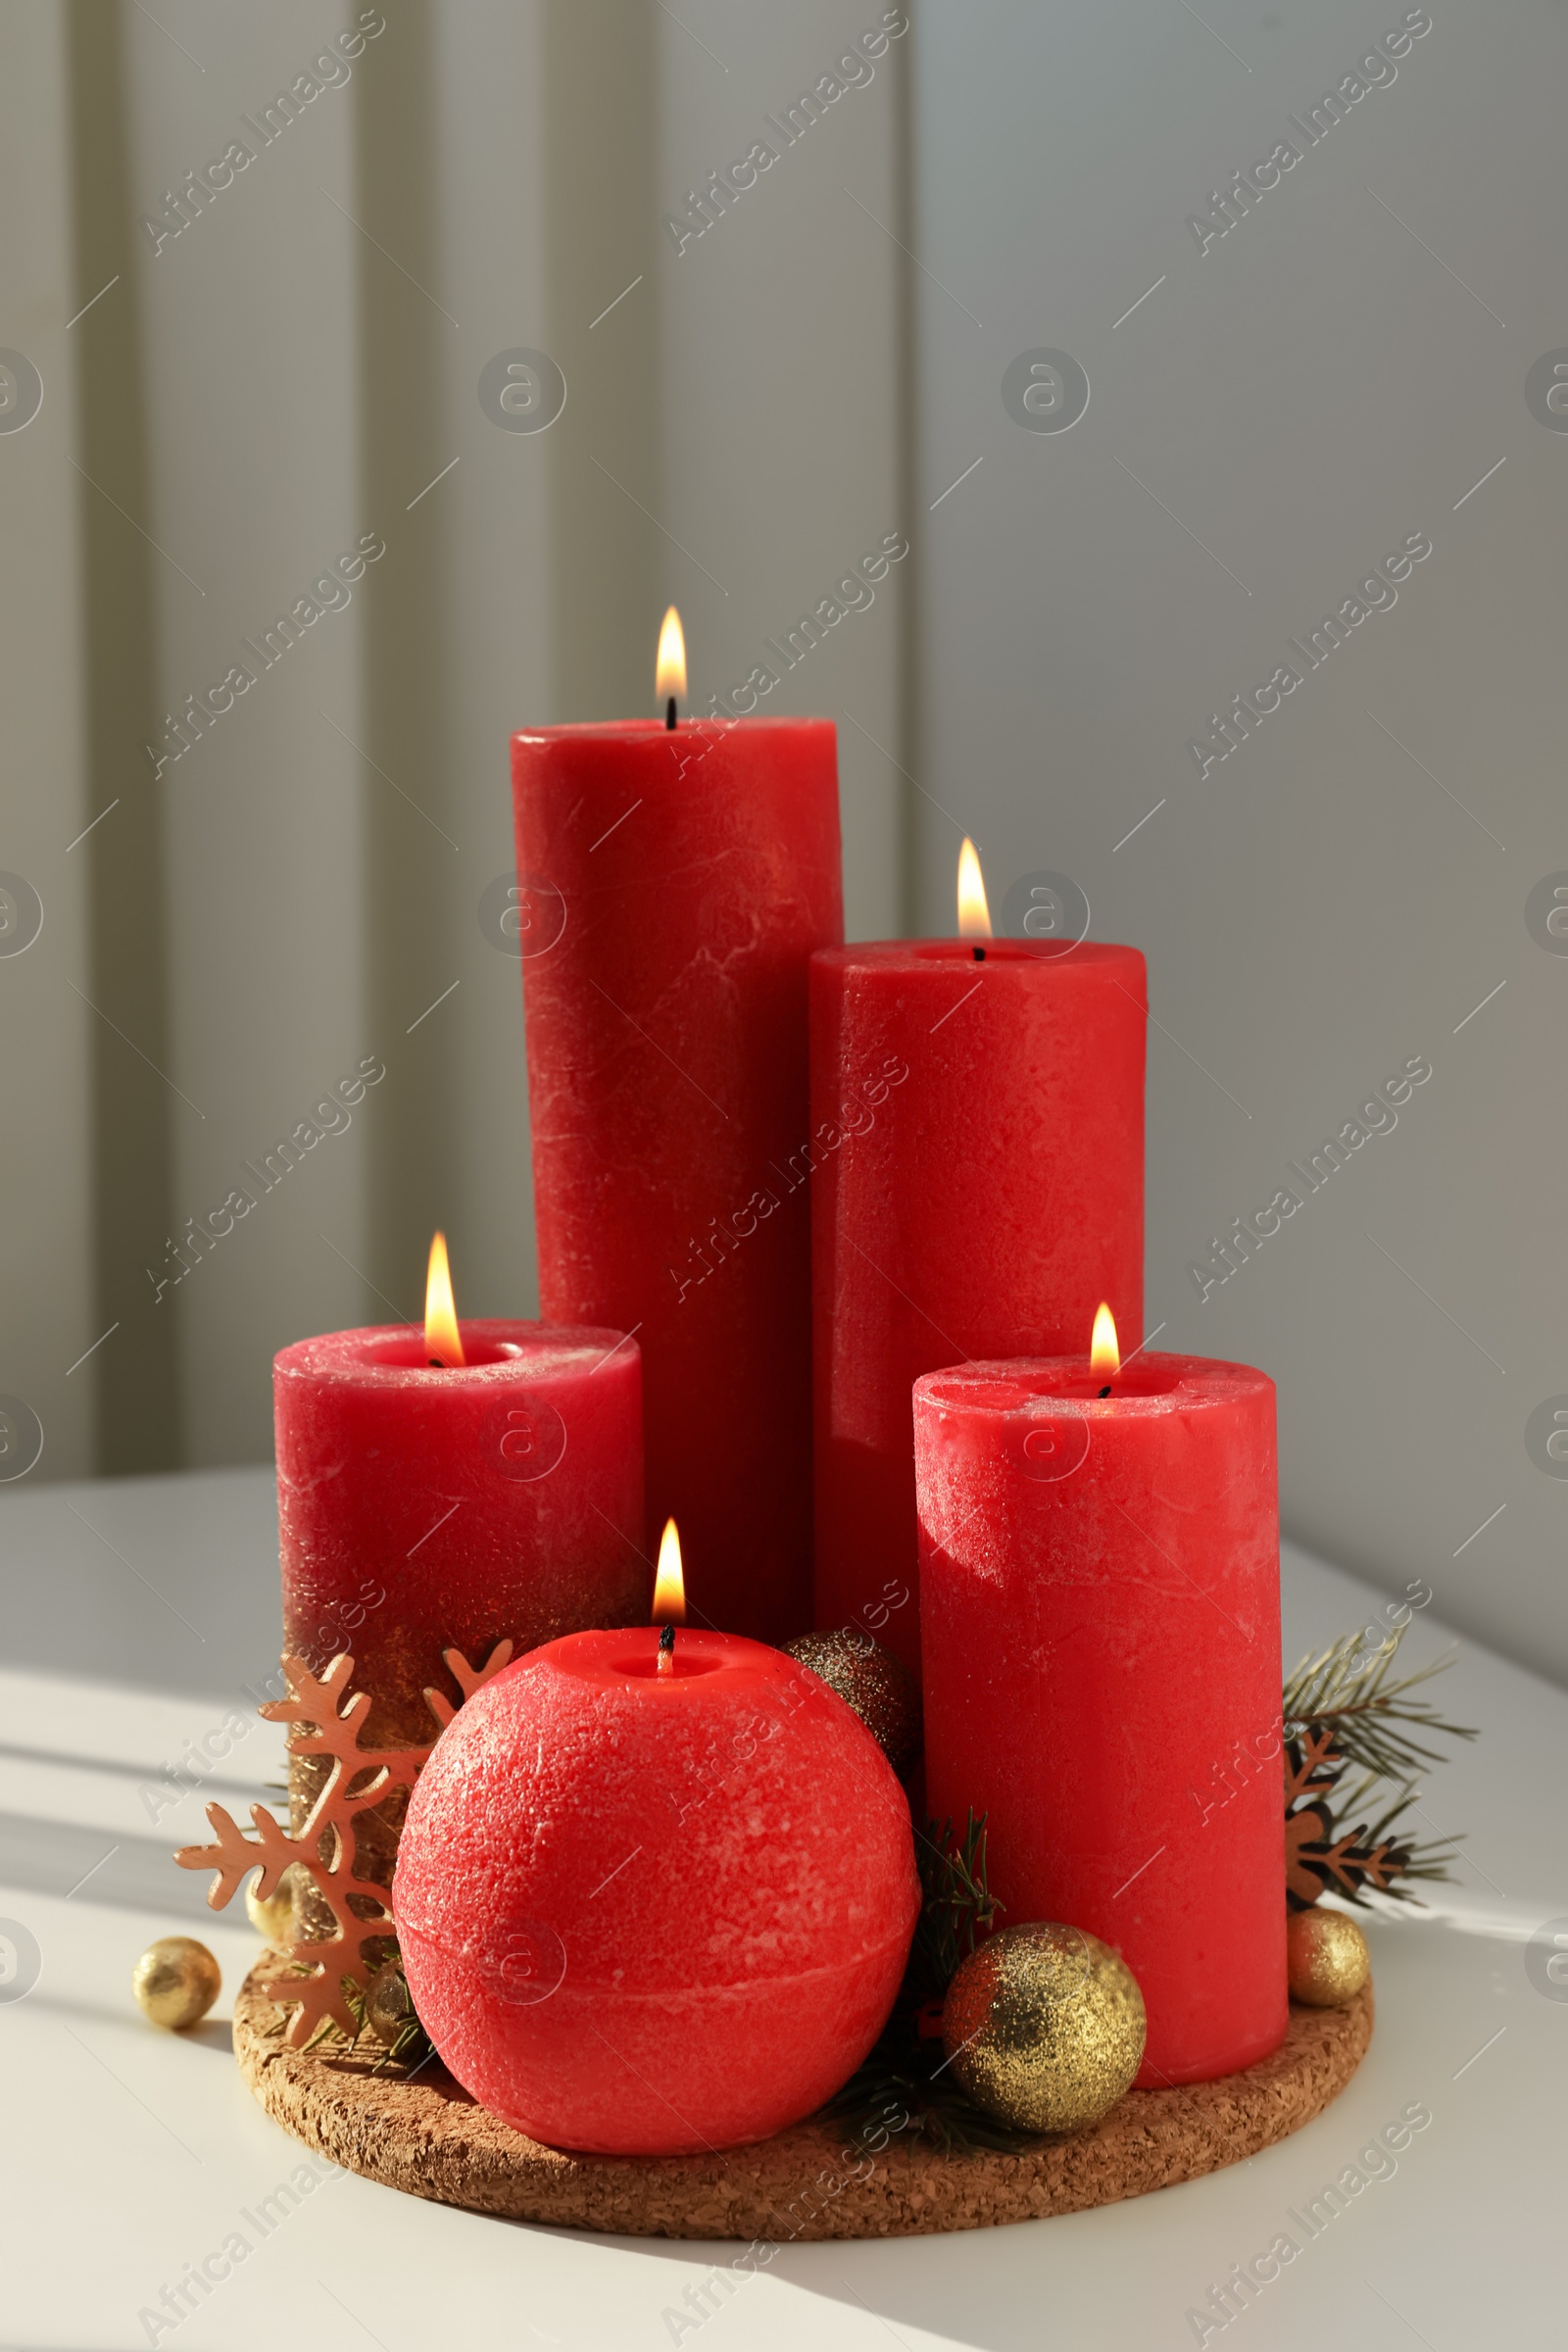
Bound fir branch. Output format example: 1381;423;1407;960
1283;1623;1475;1784
910;1812;999;2000
824;2026;1042;2157
1282;1619;1474;1905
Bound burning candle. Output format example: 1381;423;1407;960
394;1522;919;2155
273;1235;648;1752
914;1311;1287;2085
810;843;1147;1670
511;614;843;1641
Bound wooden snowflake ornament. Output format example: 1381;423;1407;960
1282;1725;1411;1911
175;1641;514;2046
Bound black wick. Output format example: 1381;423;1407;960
660;1623;675;1659
664;696;677;730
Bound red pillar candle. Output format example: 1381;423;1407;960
274;1320;646;1745
394;1625;919;2155
810;937;1146;1670
914;1346;1286;2085
511;712;842;1642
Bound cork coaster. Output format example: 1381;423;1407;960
233;1954;1372;2240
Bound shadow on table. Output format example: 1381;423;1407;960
0;1810;237;1921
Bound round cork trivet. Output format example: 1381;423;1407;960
233;1955;1372;2240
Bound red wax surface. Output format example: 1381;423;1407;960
512;719;843;1642
811;941;1146;1670
274;1321;645;1741
394;1627;918;2154
915;1354;1286;2085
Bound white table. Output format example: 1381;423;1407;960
2;1468;1561;2349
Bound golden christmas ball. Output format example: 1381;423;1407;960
364;1960;417;2049
1286;1907;1370;2006
942;1923;1146;2133
245;1862;306;1949
132;1936;221;2032
783;1630;922;1776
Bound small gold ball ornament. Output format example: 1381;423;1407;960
365;1960;417;2049
783;1630;922;1775
245;1862;306;1949
132;1936;221;2032
1286;1907;1370;2006
942;1923;1146;2133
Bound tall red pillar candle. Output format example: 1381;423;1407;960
274;1321;646;1746
395;1626;919;2155
512;717;842;1642
811;940;1145;1670
914;1350;1286;2085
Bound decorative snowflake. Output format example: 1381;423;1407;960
175;1641;514;2046
1282;1725;1410;1911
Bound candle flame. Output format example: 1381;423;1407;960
956;838;992;938
423;1231;465;1367
1090;1301;1119;1380
656;607;686;706
653;1517;686;1623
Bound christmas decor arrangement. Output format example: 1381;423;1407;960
149;636;1485;2236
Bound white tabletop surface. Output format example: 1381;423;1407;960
1;1465;1561;2351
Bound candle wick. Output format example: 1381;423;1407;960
658;1622;675;1675
1098;1384;1111;1398
664;696;677;731
973;945;986;961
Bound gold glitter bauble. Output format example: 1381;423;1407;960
245;1862;306;1949
1286;1907;1370;2006
942;1924;1146;2133
132;1936;221;2032
783;1631;922;1775
365;1960;417;2049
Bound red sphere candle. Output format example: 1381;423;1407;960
511;699;842;1642
811;927;1146;1671
394;1625;918;2155
274;1316;646;1745
915;1340;1286;2086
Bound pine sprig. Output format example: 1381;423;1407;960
909;1811;999;2000
1283;1626;1475;1783
1283;1620;1474;1908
